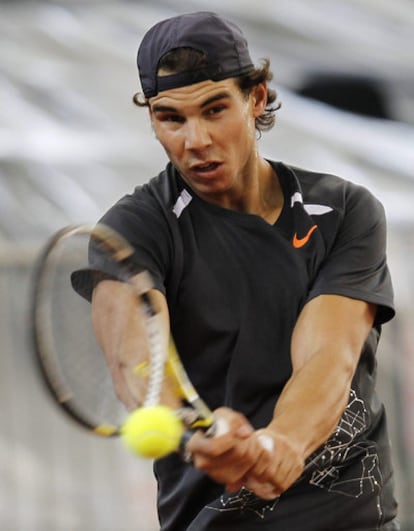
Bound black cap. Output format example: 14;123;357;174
137;11;254;99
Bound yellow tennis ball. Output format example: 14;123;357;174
121;405;183;459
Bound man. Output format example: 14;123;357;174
90;11;399;530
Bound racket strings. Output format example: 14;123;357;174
36;231;129;428
141;301;166;408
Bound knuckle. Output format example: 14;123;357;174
194;457;210;471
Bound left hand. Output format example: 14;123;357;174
241;427;305;499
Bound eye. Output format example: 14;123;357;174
155;112;185;124
162;114;185;123
206;105;226;116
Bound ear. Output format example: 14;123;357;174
251;82;267;118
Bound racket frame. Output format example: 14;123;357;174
31;224;215;440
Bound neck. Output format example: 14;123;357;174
225;157;284;224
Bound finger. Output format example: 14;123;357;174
186;417;253;457
245;479;281;500
243;431;277;478
225;480;245;493
207;416;230;438
193;441;253;477
248;436;304;494
267;454;304;491
213;407;254;438
205;432;271;481
257;433;275;452
192;438;260;485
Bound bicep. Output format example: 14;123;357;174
291;294;377;372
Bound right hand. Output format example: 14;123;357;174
185;408;274;495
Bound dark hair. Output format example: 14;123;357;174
133;48;281;133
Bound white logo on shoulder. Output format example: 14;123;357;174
172;189;193;218
304;204;333;216
290;193;333;216
290;192;303;207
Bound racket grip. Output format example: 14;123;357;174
178;417;229;464
179;430;197;463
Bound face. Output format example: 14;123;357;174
148;78;266;206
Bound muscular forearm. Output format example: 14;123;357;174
270;294;376;460
268;345;355;459
241;295;375;497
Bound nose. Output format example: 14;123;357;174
184;118;212;151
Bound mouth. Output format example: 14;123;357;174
190;161;222;175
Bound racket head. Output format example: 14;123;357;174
31;224;136;435
31;224;214;439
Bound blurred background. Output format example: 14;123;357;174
1;0;413;529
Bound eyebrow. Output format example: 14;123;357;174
151;92;231;114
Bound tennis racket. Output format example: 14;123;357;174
31;223;218;458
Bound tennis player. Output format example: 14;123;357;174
91;11;399;530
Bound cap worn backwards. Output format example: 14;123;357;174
137;11;254;99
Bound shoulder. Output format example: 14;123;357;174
117;163;182;212
95;164;188;249
292;164;382;207
99;164;190;229
277;162;385;225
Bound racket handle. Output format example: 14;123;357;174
178;417;229;463
179;430;197;463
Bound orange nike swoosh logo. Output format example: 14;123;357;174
292;224;318;248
